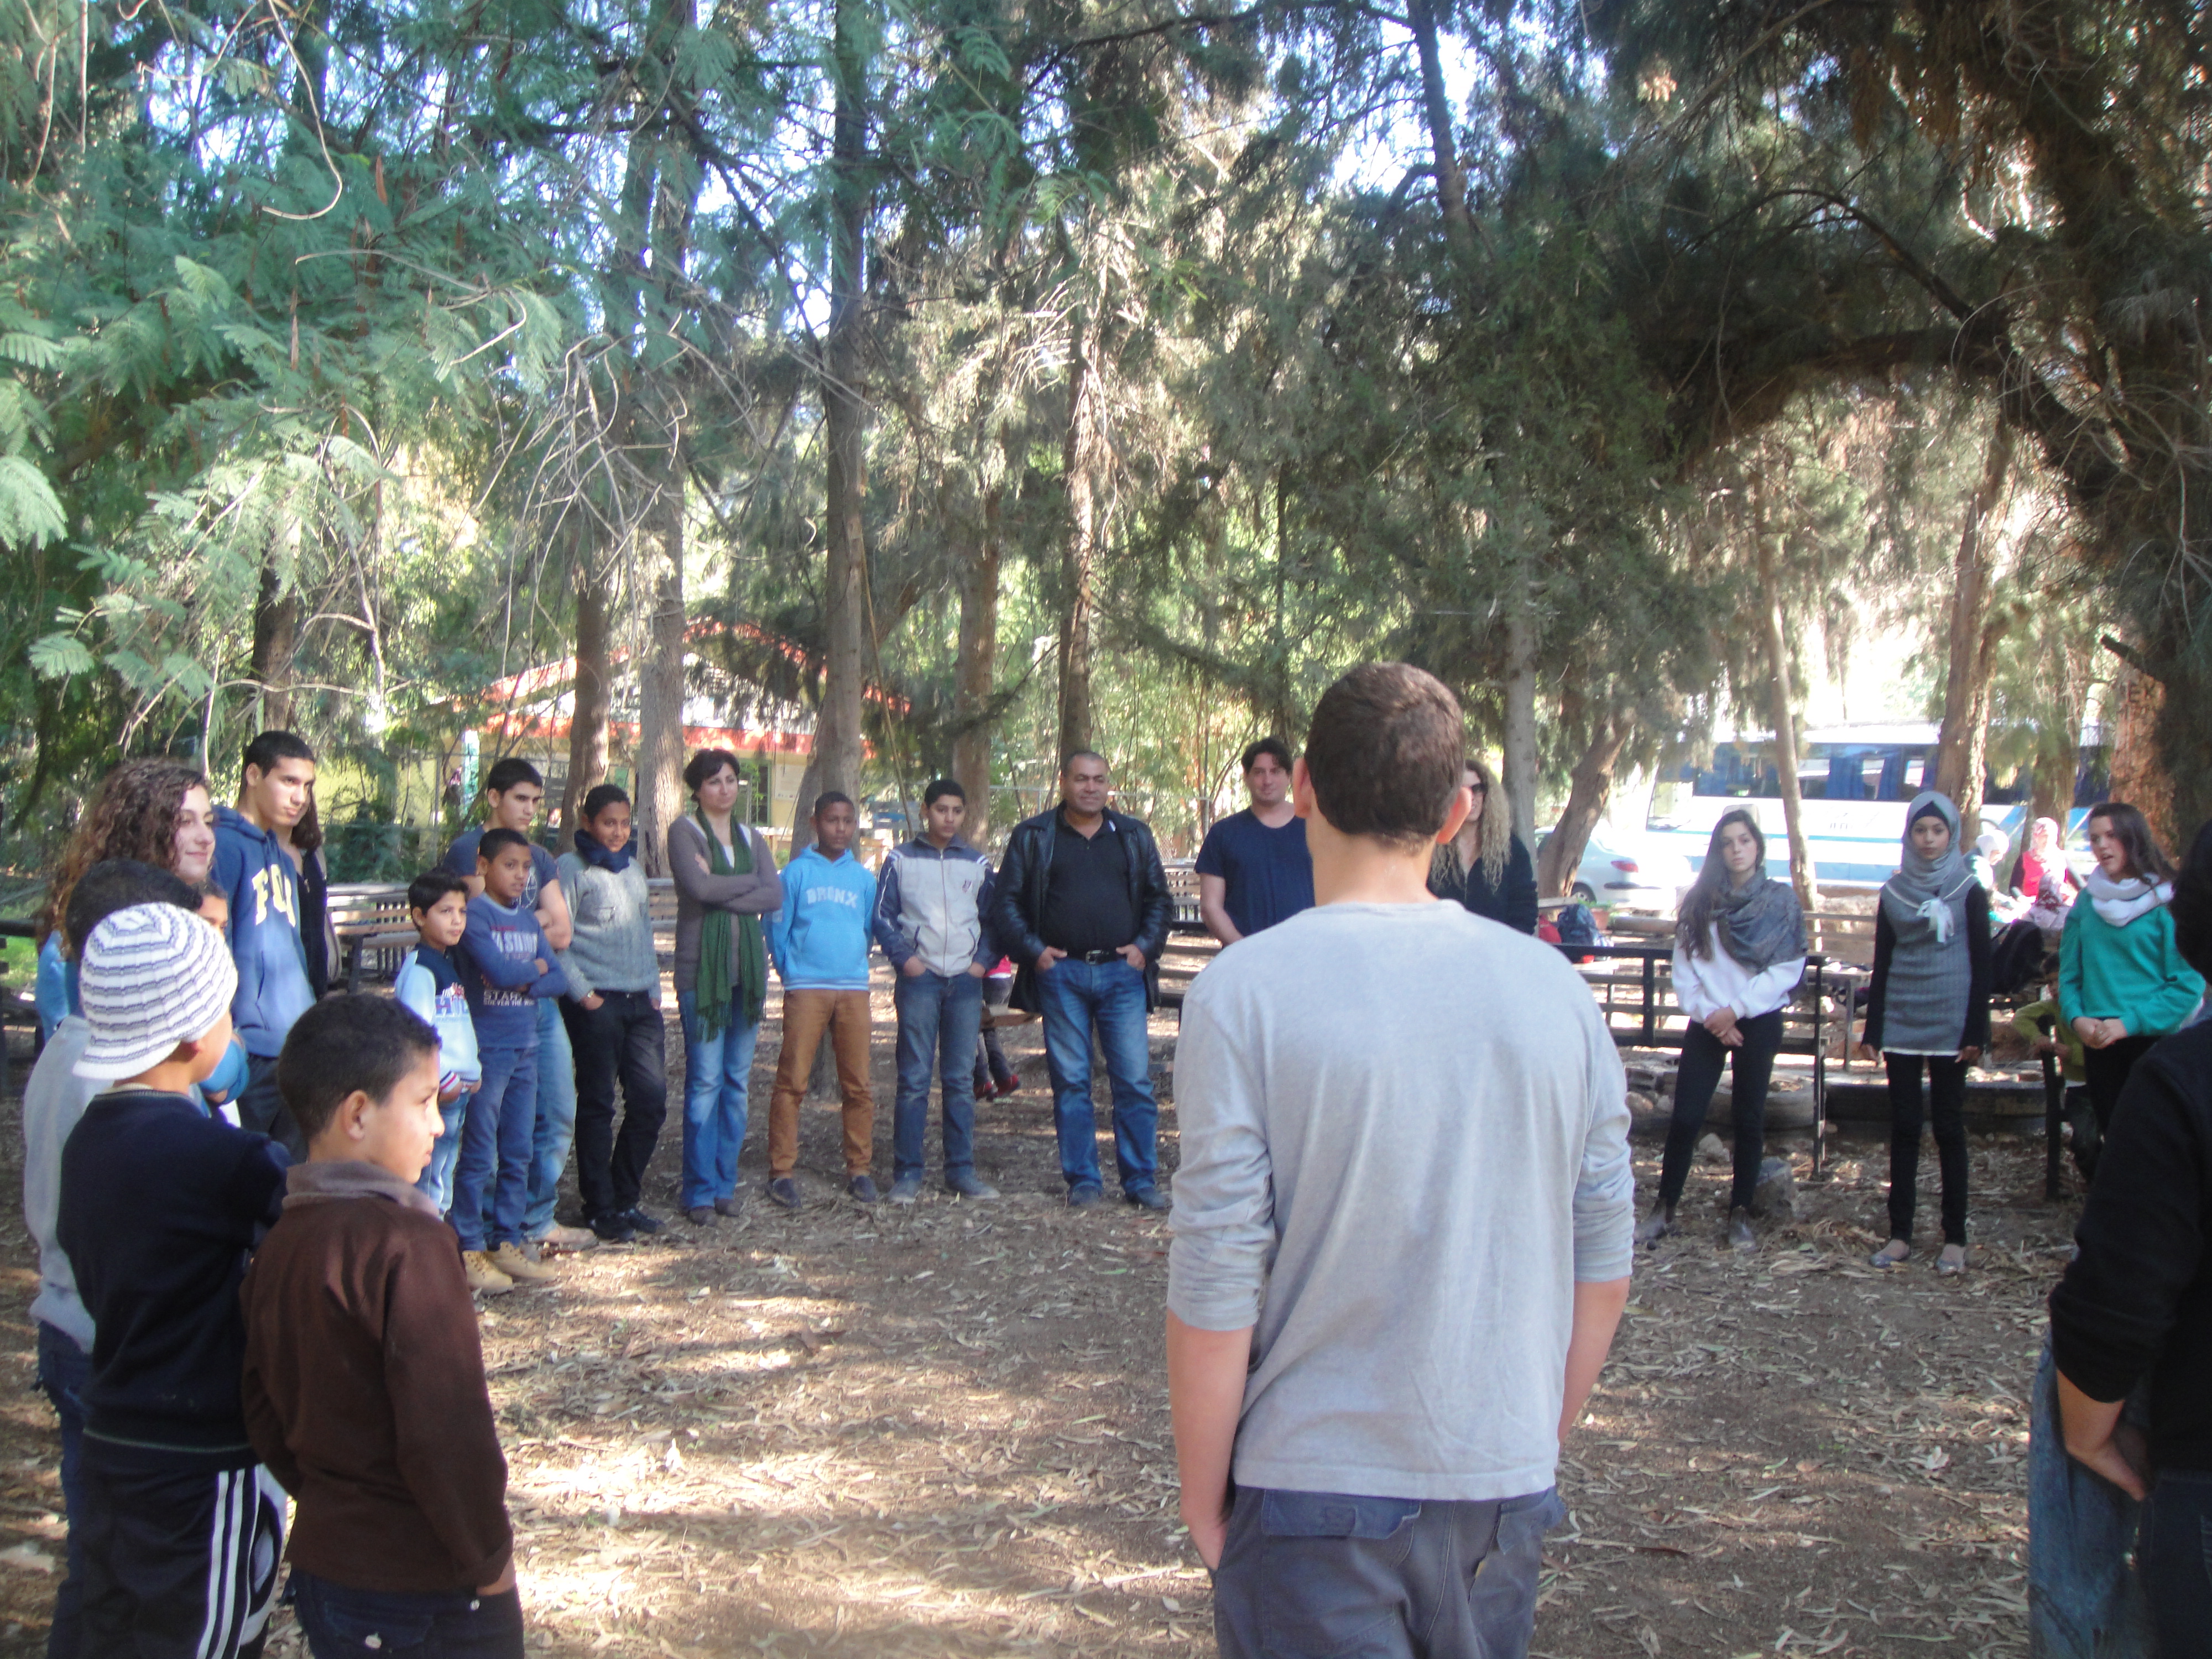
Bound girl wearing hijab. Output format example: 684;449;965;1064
1637;810;1807;1253
2014;816;2078;905
2059;801;2205;1142
1858;792;1991;1274
1427;755;1539;933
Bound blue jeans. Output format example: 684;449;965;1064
35;1321;88;1659
419;1094;469;1217
2028;1340;2153;1655
676;987;761;1210
893;970;984;1181
1035;957;1157;1193
1212;1486;1564;1659
2142;1469;2212;1655
453;1044;536;1252
521;998;577;1238
290;1569;524;1659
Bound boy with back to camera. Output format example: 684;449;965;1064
23;860;204;1659
395;869;481;1215
58;902;291;1659
453;828;567;1293
1167;663;1634;1659
242;997;522;1659
765;792;879;1209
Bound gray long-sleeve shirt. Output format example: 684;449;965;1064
1168;901;1634;1503
555;854;659;998
666;815;784;995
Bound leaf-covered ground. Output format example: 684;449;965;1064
0;979;2069;1656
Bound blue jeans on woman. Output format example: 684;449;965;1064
893;969;984;1182
289;1569;524;1659
1035;956;1157;1196
677;987;761;1210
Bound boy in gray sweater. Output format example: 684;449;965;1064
555;785;667;1243
1167;664;1633;1659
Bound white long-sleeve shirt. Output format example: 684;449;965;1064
1671;924;1806;1022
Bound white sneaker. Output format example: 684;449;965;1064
530;1222;599;1253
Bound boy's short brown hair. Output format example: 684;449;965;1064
1303;664;1464;851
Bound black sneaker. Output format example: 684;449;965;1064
621;1207;665;1235
1067;1183;1104;1209
768;1177;802;1211
847;1173;881;1204
588;1211;638;1244
1123;1185;1169;1212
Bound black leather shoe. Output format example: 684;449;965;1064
587;1211;637;1244
622;1207;665;1235
1123;1185;1169;1212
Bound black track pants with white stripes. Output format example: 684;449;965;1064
76;1450;285;1659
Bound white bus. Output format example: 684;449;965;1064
1644;724;2104;888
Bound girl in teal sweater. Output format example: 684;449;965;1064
2060;801;2205;1142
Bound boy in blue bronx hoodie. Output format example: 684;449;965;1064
455;828;566;1295
394;870;482;1218
765;792;879;1209
210;729;319;1156
58;901;291;1659
872;778;1001;1204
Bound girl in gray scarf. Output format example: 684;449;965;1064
1857;792;1992;1274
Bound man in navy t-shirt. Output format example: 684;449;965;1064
1196;737;1314;943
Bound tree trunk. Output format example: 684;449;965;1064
1932;418;2016;830
1500;564;1540;849
1755;514;1821;911
249;520;301;733
813;0;870;807
1536;700;1634;899
952;485;1002;843
563;518;613;831
1406;0;1477;275
632;475;686;880
2107;643;2176;848
1058;304;1104;760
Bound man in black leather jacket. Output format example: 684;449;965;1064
989;751;1173;1209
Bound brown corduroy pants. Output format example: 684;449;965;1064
769;989;874;1177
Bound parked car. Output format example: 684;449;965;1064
1538;823;1697;911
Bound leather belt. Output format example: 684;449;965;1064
1072;949;1124;964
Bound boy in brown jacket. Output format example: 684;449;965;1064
241;996;521;1657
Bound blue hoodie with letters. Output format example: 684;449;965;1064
769;846;877;991
210;805;316;1059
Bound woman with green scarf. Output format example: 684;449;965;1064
669;749;785;1224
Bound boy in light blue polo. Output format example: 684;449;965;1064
765;794;878;1209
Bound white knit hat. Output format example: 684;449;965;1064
74;903;238;1081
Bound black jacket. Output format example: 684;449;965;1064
2050;1022;2212;1471
990;806;1173;1012
1429;833;1540;935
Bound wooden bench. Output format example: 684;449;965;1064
334;877;686;992
0;916;41;1098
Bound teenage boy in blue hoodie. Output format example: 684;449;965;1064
453;830;566;1295
765;793;878;1209
873;778;1000;1204
210;729;319;1155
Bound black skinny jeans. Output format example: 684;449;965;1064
2081;1033;2160;1142
1884;1052;1969;1246
1658;1010;1784;1214
560;990;670;1218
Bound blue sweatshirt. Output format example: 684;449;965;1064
395;943;483;1095
458;894;568;1049
58;1087;289;1457
769;847;877;991
210;805;316;1058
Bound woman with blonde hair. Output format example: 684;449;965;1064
1427;755;1538;933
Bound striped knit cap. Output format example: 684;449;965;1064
73;903;238;1081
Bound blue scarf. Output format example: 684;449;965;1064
575;827;635;873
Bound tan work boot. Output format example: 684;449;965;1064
464;1251;515;1296
489;1241;557;1285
